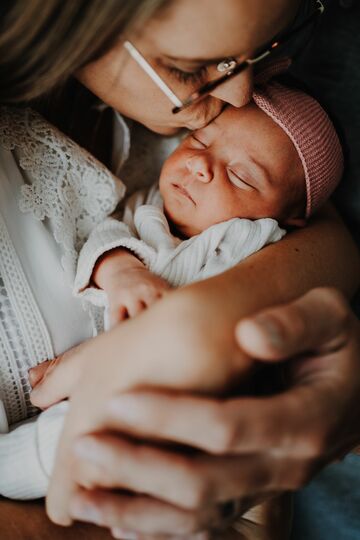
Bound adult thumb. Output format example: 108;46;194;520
235;287;352;361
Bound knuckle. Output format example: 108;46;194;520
174;459;212;510
166;512;205;535
183;524;210;537
145;288;157;300
305;433;328;462
114;288;126;298
146;296;157;307
312;288;350;325
287;459;319;489
185;478;212;511
200;402;240;454
280;304;307;341
72;443;117;490
210;418;238;454
277;436;326;490
73;463;101;489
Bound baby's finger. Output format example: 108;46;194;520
30;345;86;409
29;361;52;388
142;291;162;308
107;306;128;330
127;299;146;318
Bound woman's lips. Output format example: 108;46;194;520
172;183;196;205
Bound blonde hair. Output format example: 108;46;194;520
0;0;169;104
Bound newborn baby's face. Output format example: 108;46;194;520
159;104;305;237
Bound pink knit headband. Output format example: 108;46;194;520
253;82;344;217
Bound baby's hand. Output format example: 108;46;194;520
93;248;170;327
105;265;170;325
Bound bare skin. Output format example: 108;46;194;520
25;0;360;537
159;103;305;236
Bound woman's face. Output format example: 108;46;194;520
77;0;300;135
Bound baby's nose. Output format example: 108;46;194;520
186;156;213;183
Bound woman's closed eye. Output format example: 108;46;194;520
166;65;208;85
227;168;253;190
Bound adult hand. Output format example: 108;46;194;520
31;285;254;533
43;287;360;535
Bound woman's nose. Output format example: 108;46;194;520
210;66;253;108
186;155;213;183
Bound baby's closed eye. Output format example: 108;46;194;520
227;168;254;190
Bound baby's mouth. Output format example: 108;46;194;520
172;183;196;205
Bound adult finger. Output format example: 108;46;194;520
72;433;288;508
103;388;318;455
108;305;128;329
69;488;224;535
111;531;211;540
127;299;146;318
235;287;352;361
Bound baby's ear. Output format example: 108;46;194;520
283;216;307;228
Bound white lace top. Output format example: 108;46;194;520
0;105;126;498
0;105;180;499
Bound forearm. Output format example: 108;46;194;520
31;207;360;407
177;204;360;320
71;206;359;394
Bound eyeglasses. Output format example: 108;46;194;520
124;0;324;115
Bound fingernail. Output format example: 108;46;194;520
70;499;104;525
73;437;104;464
108;395;144;424
111;528;140;539
251;315;284;348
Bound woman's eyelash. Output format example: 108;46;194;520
166;65;208;85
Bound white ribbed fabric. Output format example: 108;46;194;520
0;402;68;499
75;185;286;306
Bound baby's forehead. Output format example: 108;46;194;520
219;104;304;182
210;103;276;146
211;103;289;155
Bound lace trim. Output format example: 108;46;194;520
0;213;53;423
0;106;126;281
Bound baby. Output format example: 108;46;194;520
75;82;343;330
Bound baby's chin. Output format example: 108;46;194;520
163;206;195;239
